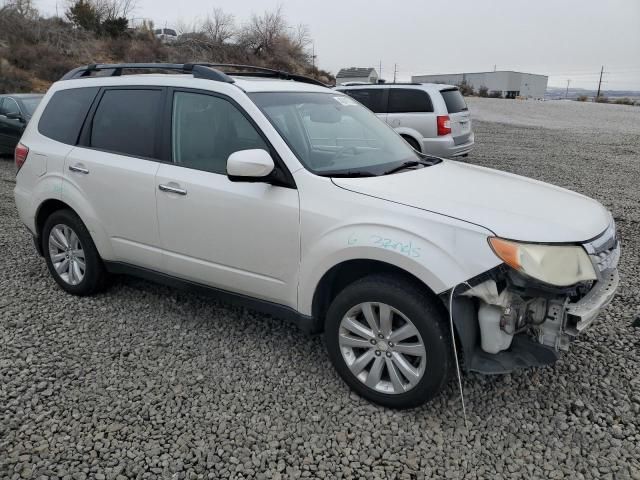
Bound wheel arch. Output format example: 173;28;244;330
34;199;74;255
310;258;444;333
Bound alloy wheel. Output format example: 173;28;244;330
338;302;427;394
48;224;86;286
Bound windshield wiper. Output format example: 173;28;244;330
382;160;427;175
319;170;378;178
382;155;442;175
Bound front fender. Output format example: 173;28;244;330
298;222;499;316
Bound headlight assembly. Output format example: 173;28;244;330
488;237;597;287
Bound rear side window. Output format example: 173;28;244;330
440;89;468;113
343;89;386;113
388;89;433;113
90;89;162;159
39;88;98;145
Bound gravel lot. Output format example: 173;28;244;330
1;98;639;479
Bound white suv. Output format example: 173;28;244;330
14;63;620;409
336;83;474;158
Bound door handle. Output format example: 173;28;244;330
159;184;187;195
69;165;89;174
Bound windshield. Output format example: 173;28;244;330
20;97;42;115
250;92;430;176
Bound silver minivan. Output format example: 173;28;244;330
336;83;474;158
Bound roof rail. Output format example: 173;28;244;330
60;62;327;87
60;63;234;82
196;64;327;87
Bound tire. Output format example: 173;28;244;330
42;209;107;295
402;135;421;153
325;275;452;409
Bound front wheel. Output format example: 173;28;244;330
325;275;452;409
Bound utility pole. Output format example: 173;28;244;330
379;60;382;82
565;79;570;99
393;63;398;83
311;43;316;70
493;64;496;72
596;65;604;101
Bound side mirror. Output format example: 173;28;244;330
6;112;24;122
227;149;275;181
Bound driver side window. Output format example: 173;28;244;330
172;91;268;175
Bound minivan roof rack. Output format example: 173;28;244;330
60;63;327;87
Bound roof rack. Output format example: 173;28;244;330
60;63;327;87
60;63;234;82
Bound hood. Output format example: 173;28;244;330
332;160;610;243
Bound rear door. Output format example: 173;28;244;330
387;88;436;138
341;88;388;123
440;88;471;145
64;87;164;269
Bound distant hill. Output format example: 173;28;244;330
545;86;640;100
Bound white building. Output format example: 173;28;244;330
411;71;548;99
336;67;379;86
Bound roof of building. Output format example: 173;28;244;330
336;67;377;78
413;70;548;79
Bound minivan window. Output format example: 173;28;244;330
39;88;98;145
388;89;433;113
343;89;386;113
440;89;468;113
90;89;162;159
172;91;268;174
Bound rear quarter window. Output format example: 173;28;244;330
440;89;468;113
39;88;98;145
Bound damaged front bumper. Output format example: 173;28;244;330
448;227;621;375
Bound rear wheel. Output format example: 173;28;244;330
42;209;107;295
325;275;452;409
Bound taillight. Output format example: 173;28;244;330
15;143;29;172
437;115;451;136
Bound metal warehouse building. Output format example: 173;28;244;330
411;71;548;99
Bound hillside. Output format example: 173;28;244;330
0;1;334;94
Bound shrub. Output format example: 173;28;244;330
478;85;488;97
457;80;474;96
577;95;588;102
0;59;32;93
614;97;635;105
595;96;609;103
488;90;503;99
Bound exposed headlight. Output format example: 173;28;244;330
488;237;597;287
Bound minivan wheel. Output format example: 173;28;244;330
402;135;421;153
42;209;107;295
325;275;452;409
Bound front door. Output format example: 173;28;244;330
155;89;300;308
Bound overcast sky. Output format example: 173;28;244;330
36;0;640;90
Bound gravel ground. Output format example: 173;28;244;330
1;99;639;479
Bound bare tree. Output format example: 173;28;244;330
92;0;137;21
202;7;235;44
239;5;286;55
